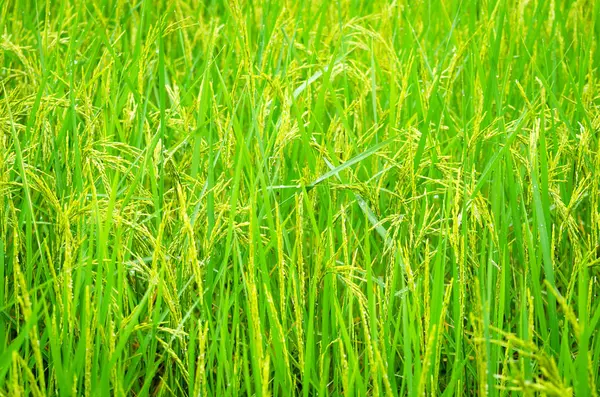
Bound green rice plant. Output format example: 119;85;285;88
1;0;600;395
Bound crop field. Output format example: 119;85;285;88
1;0;600;395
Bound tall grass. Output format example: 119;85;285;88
1;0;600;395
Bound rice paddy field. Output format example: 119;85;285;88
2;0;600;395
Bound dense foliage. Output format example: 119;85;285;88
1;0;600;395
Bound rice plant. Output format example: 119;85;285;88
1;0;600;395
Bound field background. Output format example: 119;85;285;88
1;0;600;395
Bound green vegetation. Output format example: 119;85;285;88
1;0;600;395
